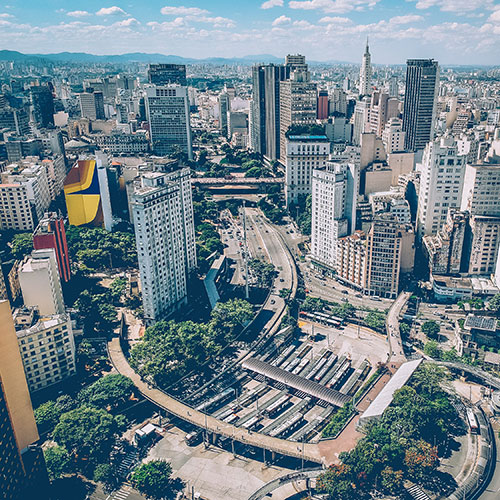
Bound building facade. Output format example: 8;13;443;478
147;64;187;86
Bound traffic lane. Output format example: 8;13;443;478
478;420;500;500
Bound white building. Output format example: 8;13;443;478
359;40;372;96
18;249;65;316
417;135;467;237
382;118;406;154
145;85;192;160
284;135;330;207
132;167;196;323
352;97;370;146
14;308;75;392
311;162;358;272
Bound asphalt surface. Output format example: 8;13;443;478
478;419;500;500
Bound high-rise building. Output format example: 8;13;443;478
423;209;468;275
284;134;329;206
311;162;359;272
359;40;372;97
279;57;317;160
79;91;105;120
250;63;290;159
461;160;500;217
352;97;370;146
367;90;399;137
145;86;193;160
417;135;467;237
382;118;406;153
467;216;500;275
19;248;65;316
31;85;54;128
388;76;398;98
14;307;76;392
147;64;187;86
219;92;229;137
33;212;71;283
132;167;196;323
402;59;439;152
317;90;329;120
329;88;347;116
0;300;49;499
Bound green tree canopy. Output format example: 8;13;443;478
488;293;500;313
44;446;73;481
78;374;135;409
53;405;121;465
10;232;33;260
421;320;440;340
130;460;179;500
35;400;63;433
365;311;386;330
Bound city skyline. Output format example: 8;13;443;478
0;1;499;65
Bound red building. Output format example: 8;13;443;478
317;90;329;120
33;213;71;282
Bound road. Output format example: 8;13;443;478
479;419;500;500
386;292;410;365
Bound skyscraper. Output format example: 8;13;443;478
279;56;317;161
250;63;290;159
402;59;439;152
0;300;49;499
79;91;105;120
33;212;71;283
311;161;359;272
317;90;329;120
148;64;187;86
219;92;229;137
132;166;196;323
145;86;193;160
31;84;54;128
359;40;372;97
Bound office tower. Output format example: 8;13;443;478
402;59;439;151
329;88;347;116
284;134;329;207
311;162;359;271
219;92;229;137
359;40;372;97
132;167;196;323
382;118;406;153
19;249;65;316
467;216;500;275
317;90;329;120
367;90;399;137
79;91;105;120
0;183;37;231
64;154;115;229
33;212;71;282
423;209;468;275
461;161;500;217
279;56;317;161
0;300;49;499
417;135;467;237
336;231;367;289
365;216;407;298
250;63;290;159
94;130;150;155
31;85;54;128
388;76;398;98
147;64;187;86
14;307;76;392
352;97;370;146
145;86;193;160
227;111;248;139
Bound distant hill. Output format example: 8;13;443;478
0;50;346;65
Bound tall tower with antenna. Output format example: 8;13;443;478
359;38;372;97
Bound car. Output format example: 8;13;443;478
280;278;284;282
270;299;275;304
355;293;363;298
341;290;349;294
428;304;438;308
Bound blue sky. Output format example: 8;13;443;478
1;1;500;64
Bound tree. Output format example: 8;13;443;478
488;293;500;313
404;440;439;483
210;298;253;337
53;406;120;465
316;464;358;500
93;463;118;491
421;320;440;340
380;467;404;494
78;374;135;410
130;460;179;500
74;290;117;335
301;296;326;313
423;340;440;358
249;258;275;287
365;311;386;330
44;446;73;481
400;322;411;338
35;400;63;433
110;277;128;304
10;232;33;259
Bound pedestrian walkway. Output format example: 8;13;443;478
108;483;132;500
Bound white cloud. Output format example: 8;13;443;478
160;6;209;16
96;6;127;16
67;10;91;18
114;18;139;27
389;15;424;25
272;15;291;26
319;16;351;23
0;12;13;18
414;0;493;13
288;0;380;14
488;7;500;23
261;0;284;8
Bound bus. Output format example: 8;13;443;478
466;408;479;434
